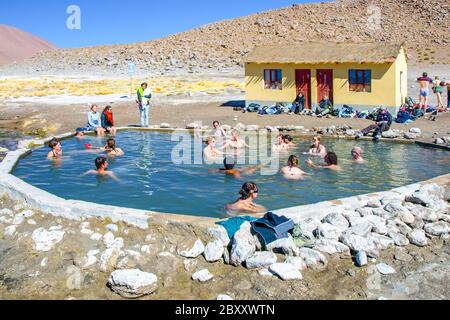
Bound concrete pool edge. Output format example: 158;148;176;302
0;128;449;230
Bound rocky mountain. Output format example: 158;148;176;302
1;0;448;76
0;25;55;65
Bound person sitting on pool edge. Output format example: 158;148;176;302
306;151;341;171
225;182;266;215
86;104;106;136
47;138;63;159
82;156;118;180
351;147;364;163
281;155;306;179
101;105;117;136
103;138;124;156
356;106;393;141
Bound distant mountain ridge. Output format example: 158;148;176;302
0;0;448;76
0;25;55;65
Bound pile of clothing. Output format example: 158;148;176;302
216;212;315;249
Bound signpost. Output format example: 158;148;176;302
128;62;135;99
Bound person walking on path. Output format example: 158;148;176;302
136;82;152;127
417;72;434;113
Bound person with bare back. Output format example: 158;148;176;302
417;72;434;113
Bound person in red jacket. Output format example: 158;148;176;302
101;105;117;136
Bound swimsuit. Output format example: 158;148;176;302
420;88;429;97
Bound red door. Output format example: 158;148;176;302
317;69;333;103
295;69;311;109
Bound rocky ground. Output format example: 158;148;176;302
0;182;449;300
0;0;448;77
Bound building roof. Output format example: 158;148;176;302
244;42;404;64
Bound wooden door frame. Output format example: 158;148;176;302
295;69;312;109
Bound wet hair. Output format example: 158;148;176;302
239;182;258;200
288;155;299;167
223;157;236;170
283;135;293;142
106;138;116;151
325;152;338;166
311;136;321;148
351;147;362;156
95;157;107;170
423;72;428;77
48;138;60;149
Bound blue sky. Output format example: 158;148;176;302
0;0;326;48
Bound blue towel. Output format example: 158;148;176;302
250;212;294;246
216;216;258;239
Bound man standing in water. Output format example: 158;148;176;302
136;82;152;127
417;72;433;113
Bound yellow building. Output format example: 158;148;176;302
244;42;408;113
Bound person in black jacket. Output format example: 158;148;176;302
356;107;393;140
290;92;305;114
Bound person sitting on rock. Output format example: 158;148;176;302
86;104;106;136
225;182;266;215
47;138;63;159
356;106;393;140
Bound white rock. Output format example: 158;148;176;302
4;225;17;237
265;236;299;256
108;269;158;298
344;222;373;237
410;128;421;134
230;222;256;266
90;233;103;241
424;222;450;236
158;251;174;258
366;200;381;208
245;125;260;132
388;220;412;236
258;268;275;277
32;227;65;252
368;233;395;250
366;215;388;235
382;130;399;138
356;207;373;217
160;123;171;129
298;248;328;269
284;256;307;271
82;255;98;269
388;232;410;246
347;216;367;227
316;223;343;240
245;251;277;269
99;239;124;272
27;219;37;225
0;208;13;216
399;212;415;225
217;294;233;300
407;229;428;247
269;263;302;280
103;232;115;247
296;218;321;239
376;263;396;275
192;269;213;282
313;239;351;255
40;257;48;267
141;245;151;254
207;226;230;246
355;251;367;267
184;259;198;272
106;224;119;233
186;123;200;129
339;233;378;256
87;249;100;257
384;202;409;216
177;238;205;258
204;240;225;262
81;228;94;236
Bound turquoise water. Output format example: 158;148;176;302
12;130;450;218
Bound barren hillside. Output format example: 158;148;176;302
1;0;448;77
0;25;55;65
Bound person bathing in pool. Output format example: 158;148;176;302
221;129;249;150
214;157;261;178
103;138;124;156
306;151;341;171
203;136;223;160
82;156;118;180
306;136;327;157
351;147;364;163
225;182;266;215
282;135;295;148
47;138;63;159
281;155;306;179
273;134;288;151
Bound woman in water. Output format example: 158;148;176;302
307;136;327;157
86;104;106;136
273;134;288;151
47;138;63;159
351;147;364;163
222;129;249;150
226;182;266;215
203;136;222;160
101;105;117;136
306;151;341;171
282;135;295;148
281;155;306;179
103;138;124;156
